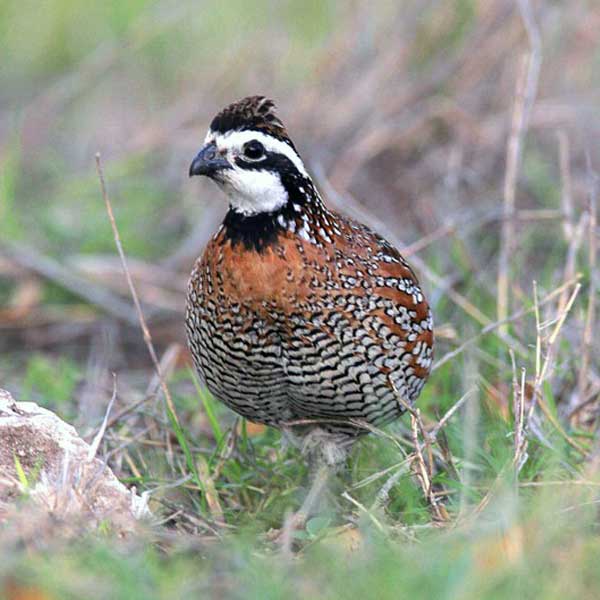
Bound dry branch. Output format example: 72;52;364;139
95;154;180;428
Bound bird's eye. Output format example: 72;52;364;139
242;140;265;160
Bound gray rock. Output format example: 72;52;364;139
0;388;149;533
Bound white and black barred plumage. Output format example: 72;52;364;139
186;96;433;459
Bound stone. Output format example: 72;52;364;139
0;388;149;534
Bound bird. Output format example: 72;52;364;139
186;96;433;516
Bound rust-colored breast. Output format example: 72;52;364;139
186;209;433;433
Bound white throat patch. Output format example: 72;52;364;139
221;169;288;216
203;129;308;216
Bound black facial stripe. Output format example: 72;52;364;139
233;151;298;175
221;147;319;253
233;151;316;209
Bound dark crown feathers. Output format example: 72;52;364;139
209;96;294;147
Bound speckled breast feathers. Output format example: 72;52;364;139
186;96;433;438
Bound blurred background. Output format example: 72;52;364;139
1;0;600;596
1;0;599;468
1;0;597;401
2;0;600;457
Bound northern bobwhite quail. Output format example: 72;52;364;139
186;96;433;470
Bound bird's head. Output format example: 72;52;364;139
189;96;314;217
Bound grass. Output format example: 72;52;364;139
1;0;600;598
5;490;600;599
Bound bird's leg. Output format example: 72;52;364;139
272;427;350;548
293;427;353;524
294;461;331;526
277;460;331;553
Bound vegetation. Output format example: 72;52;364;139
0;1;599;598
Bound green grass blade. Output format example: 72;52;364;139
164;399;208;514
189;367;223;444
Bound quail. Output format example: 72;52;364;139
186;96;433;473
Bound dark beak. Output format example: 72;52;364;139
189;143;231;178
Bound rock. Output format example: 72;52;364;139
0;388;149;535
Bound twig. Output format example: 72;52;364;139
531;282;586;454
497;55;529;332
409;411;448;523
557;130;574;240
87;374;118;461
95;153;180;428
352;459;411;491
536;400;586;455
517;0;543;119
459;351;480;517
539;283;580;382
341;491;387;534
371;464;411;510
519;480;600;488
397;208;570;258
497;0;542;332
471;462;510;518
429;388;476;440
577;153;598;408
358;458;411;504
196;455;224;523
433;276;581;371
559;213;588;316
383;377;450;522
512;352;528;473
0;240;138;325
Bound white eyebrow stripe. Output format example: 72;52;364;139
208;129;308;177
